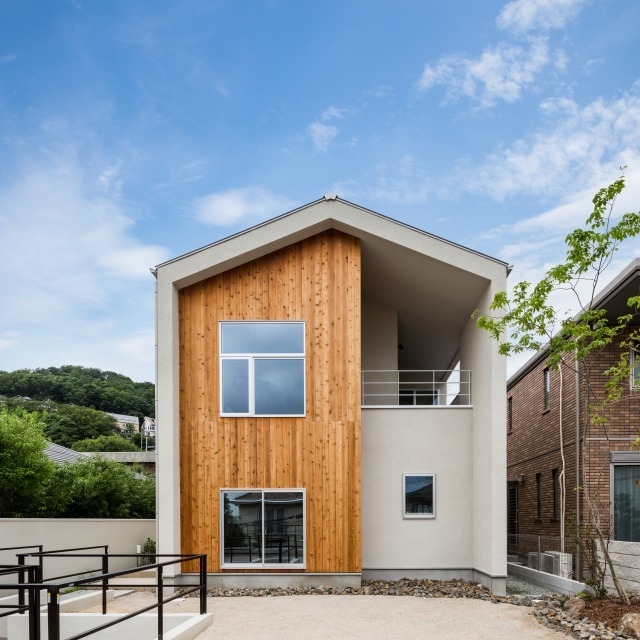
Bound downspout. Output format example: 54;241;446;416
575;358;581;580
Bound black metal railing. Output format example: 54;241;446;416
0;548;207;640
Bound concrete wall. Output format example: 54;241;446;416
604;541;640;595
362;407;473;570
0;519;155;581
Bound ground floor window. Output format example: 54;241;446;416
613;464;640;542
403;474;435;518
221;489;305;567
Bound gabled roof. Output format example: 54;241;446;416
156;196;509;371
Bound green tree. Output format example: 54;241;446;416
0;409;54;516
476;173;640;604
72;434;141;452
42;405;117;448
45;457;155;518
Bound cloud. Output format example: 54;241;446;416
191;186;296;227
497;0;586;33
417;37;556;107
308;106;346;151
465;88;640;199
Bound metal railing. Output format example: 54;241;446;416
0;547;207;640
361;369;471;406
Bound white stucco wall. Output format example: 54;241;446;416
460;282;507;584
362;407;473;569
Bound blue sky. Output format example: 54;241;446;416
1;0;640;383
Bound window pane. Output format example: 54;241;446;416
254;359;305;415
221;323;304;354
222;491;263;564
264;491;304;565
614;465;640;542
221;359;249;413
404;475;434;516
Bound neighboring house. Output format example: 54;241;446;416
141;416;156;438
507;259;640;589
107;413;139;436
154;195;508;593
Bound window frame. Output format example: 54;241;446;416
220;488;306;569
543;368;551;411
219;321;306;417
507;396;513;434
630;344;640;391
610;452;640;542
402;473;436;519
535;472;542;521
551;468;559;520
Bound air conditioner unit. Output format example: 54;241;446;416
544;551;573;579
527;552;540;570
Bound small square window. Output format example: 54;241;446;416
403;474;435;518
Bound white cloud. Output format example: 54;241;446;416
191;186;296;227
417;37;555;107
0;157;169;381
466;88;640;199
309;122;339;151
308;105;346;151
497;0;586;33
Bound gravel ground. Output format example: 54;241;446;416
82;577;631;640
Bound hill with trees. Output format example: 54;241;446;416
0;365;154;420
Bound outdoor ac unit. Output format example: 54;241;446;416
544;551;573;579
527;552;540;570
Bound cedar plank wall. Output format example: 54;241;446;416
178;229;362;573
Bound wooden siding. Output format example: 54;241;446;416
178;230;362;573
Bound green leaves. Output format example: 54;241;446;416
476;173;640;372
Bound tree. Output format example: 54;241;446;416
42;405;117;448
476;173;640;604
44;457;155;519
0;409;54;517
73;434;141;452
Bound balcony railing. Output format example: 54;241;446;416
361;370;471;407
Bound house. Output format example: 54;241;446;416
507;259;640;590
107;412;140;436
141;416;156;438
154;195;508;593
44;441;90;464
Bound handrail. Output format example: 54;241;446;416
361;369;472;407
0;551;207;640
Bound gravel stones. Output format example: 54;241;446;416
203;578;632;639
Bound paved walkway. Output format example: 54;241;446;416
100;593;563;640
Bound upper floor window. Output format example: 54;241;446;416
507;396;513;434
220;322;305;416
630;345;640;390
543;368;550;411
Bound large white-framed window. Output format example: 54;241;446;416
403;473;435;518
221;489;306;567
219;321;305;417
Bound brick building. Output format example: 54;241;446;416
507;259;640;584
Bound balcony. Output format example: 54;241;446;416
361;369;471;407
